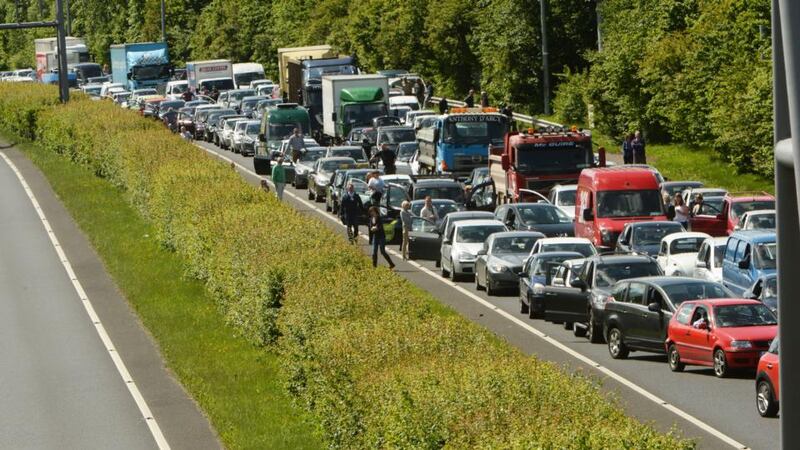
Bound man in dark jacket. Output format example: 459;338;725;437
438;97;448;114
631;130;646;164
340;182;364;243
463;89;475;107
371;144;397;175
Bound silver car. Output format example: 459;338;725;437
440;219;507;280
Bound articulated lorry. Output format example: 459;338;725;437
322;74;389;141
416;108;509;177
277;46;358;131
186;59;234;93
34;36;90;85
110;42;171;91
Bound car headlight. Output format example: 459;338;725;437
490;264;507;273
533;283;545;295
458;251;476;262
730;340;753;349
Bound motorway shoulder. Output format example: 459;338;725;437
0;143;221;450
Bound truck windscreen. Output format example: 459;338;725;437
596;190;663;218
344;103;387;125
515;142;593;175
132;64;170;81
304;65;356;82
200;79;235;91
234;72;264;87
443;115;507;146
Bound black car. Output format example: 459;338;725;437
376;125;416;153
494;203;574;237
411;178;466;204
476;231;545;295
603;277;732;358
519;251;584;317
541;254;664;343
408;210;492;262
615;221;685;256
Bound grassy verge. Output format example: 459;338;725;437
538;114;773;193
15;139;322;450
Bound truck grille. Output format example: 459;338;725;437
453;154;489;172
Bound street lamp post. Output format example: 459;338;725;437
540;0;551;115
160;0;166;43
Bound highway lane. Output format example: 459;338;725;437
197;140;779;450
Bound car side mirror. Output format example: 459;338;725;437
738;259;750;270
695;260;707;269
582;208;594;221
571;279;587;291
647;302;660;312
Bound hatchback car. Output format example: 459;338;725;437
376;126;416;153
736;209;776;231
692;237;728;283
326;146;370;167
615;221;685;256
475;231;545;295
548;184;578;219
744;273;778;315
291;147;328;188
722;230;777;296
530;237;597;257
232;120;260;155
494;203;574;237
412;179;466;204
666;299;777;377
519;252;584;318
308;157;357;202
756;338;780;417
656;232;711;276
440;220;507;280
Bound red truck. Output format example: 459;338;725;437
489;127;605;203
689;192;775;236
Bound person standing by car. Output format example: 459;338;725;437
288;128;306;162
367;170;385;205
622;133;634;164
631;130;646;164
480;91;489;107
673;193;690;229
463;89;476;107
424;83;434;107
271;157;286;201
438;97;449;114
420;196;439;222
340;182;363;243
400;200;413;261
368;206;395;269
663;192;675;221
371;144;397;175
692;193;705;216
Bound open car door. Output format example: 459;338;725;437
408;217;442;260
466;179;496;211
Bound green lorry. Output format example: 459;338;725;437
254;103;311;175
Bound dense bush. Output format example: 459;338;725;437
552;68;589;125
0;84;693;449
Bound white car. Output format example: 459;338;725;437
440;219;507;280
656;232;711;276
736;209;775;231
389;95;421;113
165;80;189;100
682;187;728;207
547;184;577;219
220;117;245;149
405;110;434;126
99;82;125;98
530;237;597;257
278;137;319;160
232;119;260;155
692;236;728;283
249;79;274;89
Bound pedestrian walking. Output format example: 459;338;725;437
622;133;634;164
400;200;413;260
424;82;434;107
368;206;395;269
340;182;363;243
419;196;439;222
271;157;286;200
288;128;306;162
631;130;646;164
480;91;489;108
463;89;475;107
673;193;690;229
438;97;449;114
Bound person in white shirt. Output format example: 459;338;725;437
673;193;690;229
367;170;385;205
419;196;439;222
287;128;305;162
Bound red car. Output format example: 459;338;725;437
665;299;777;377
756;337;780;417
690;193;775;237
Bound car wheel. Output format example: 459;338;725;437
607;328;629;359
668;344;685;372
587;310;604;343
485;274;495;295
713;349;729;378
757;380;779;417
573;323;587;337
528;295;542;319
519;295;529;314
475;271;484;291
440;263;449;278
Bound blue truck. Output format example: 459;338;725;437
110;42;171;91
416;108;509;176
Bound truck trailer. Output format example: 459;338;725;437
322;75;389;140
34;36;89;83
186;59;234;93
110;42;171;91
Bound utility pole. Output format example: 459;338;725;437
540;0;551;115
55;0;69;102
596;0;603;51
160;0;166;43
64;0;70;35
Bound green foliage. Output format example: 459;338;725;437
553;68;589;125
1;83;693;449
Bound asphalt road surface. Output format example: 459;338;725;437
0;145;220;450
197;139;779;450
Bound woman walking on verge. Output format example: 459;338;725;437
368;206;395;269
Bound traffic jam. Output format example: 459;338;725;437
83;44;782;434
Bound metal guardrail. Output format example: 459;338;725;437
428;96;561;127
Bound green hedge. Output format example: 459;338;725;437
1;84;693;449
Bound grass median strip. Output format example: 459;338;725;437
14;139;322;450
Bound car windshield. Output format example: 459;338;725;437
224;120;241;130
443;115;508;146
235;122;248;132
744;213;776;230
595;262;662;288
762;277;778;310
246;123;260;135
541;243;595;257
633;224;683;245
242;99;261;110
410;201;459;218
662;282;730;306
714;304;777;327
305;64;356;81
343;103;387;125
380;128;416;144
518;205;572;225
597;190;663;218
492;236;539;254
414;186;465;204
170;83;188;94
754;242;777;270
350;128;378;144
670;237;706;254
299;150;326;163
269;123;301;140
731;200;775;219
229;90;256;102
456;225;507;243
557;190;576;206
330;148;366;161
234;73;264;87
515;143;593;175
397;143;418;160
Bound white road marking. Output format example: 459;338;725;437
198;143;748;449
0;152;171;450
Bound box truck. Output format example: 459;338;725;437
110;42;171;91
322;74;389;140
186;59;234;93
